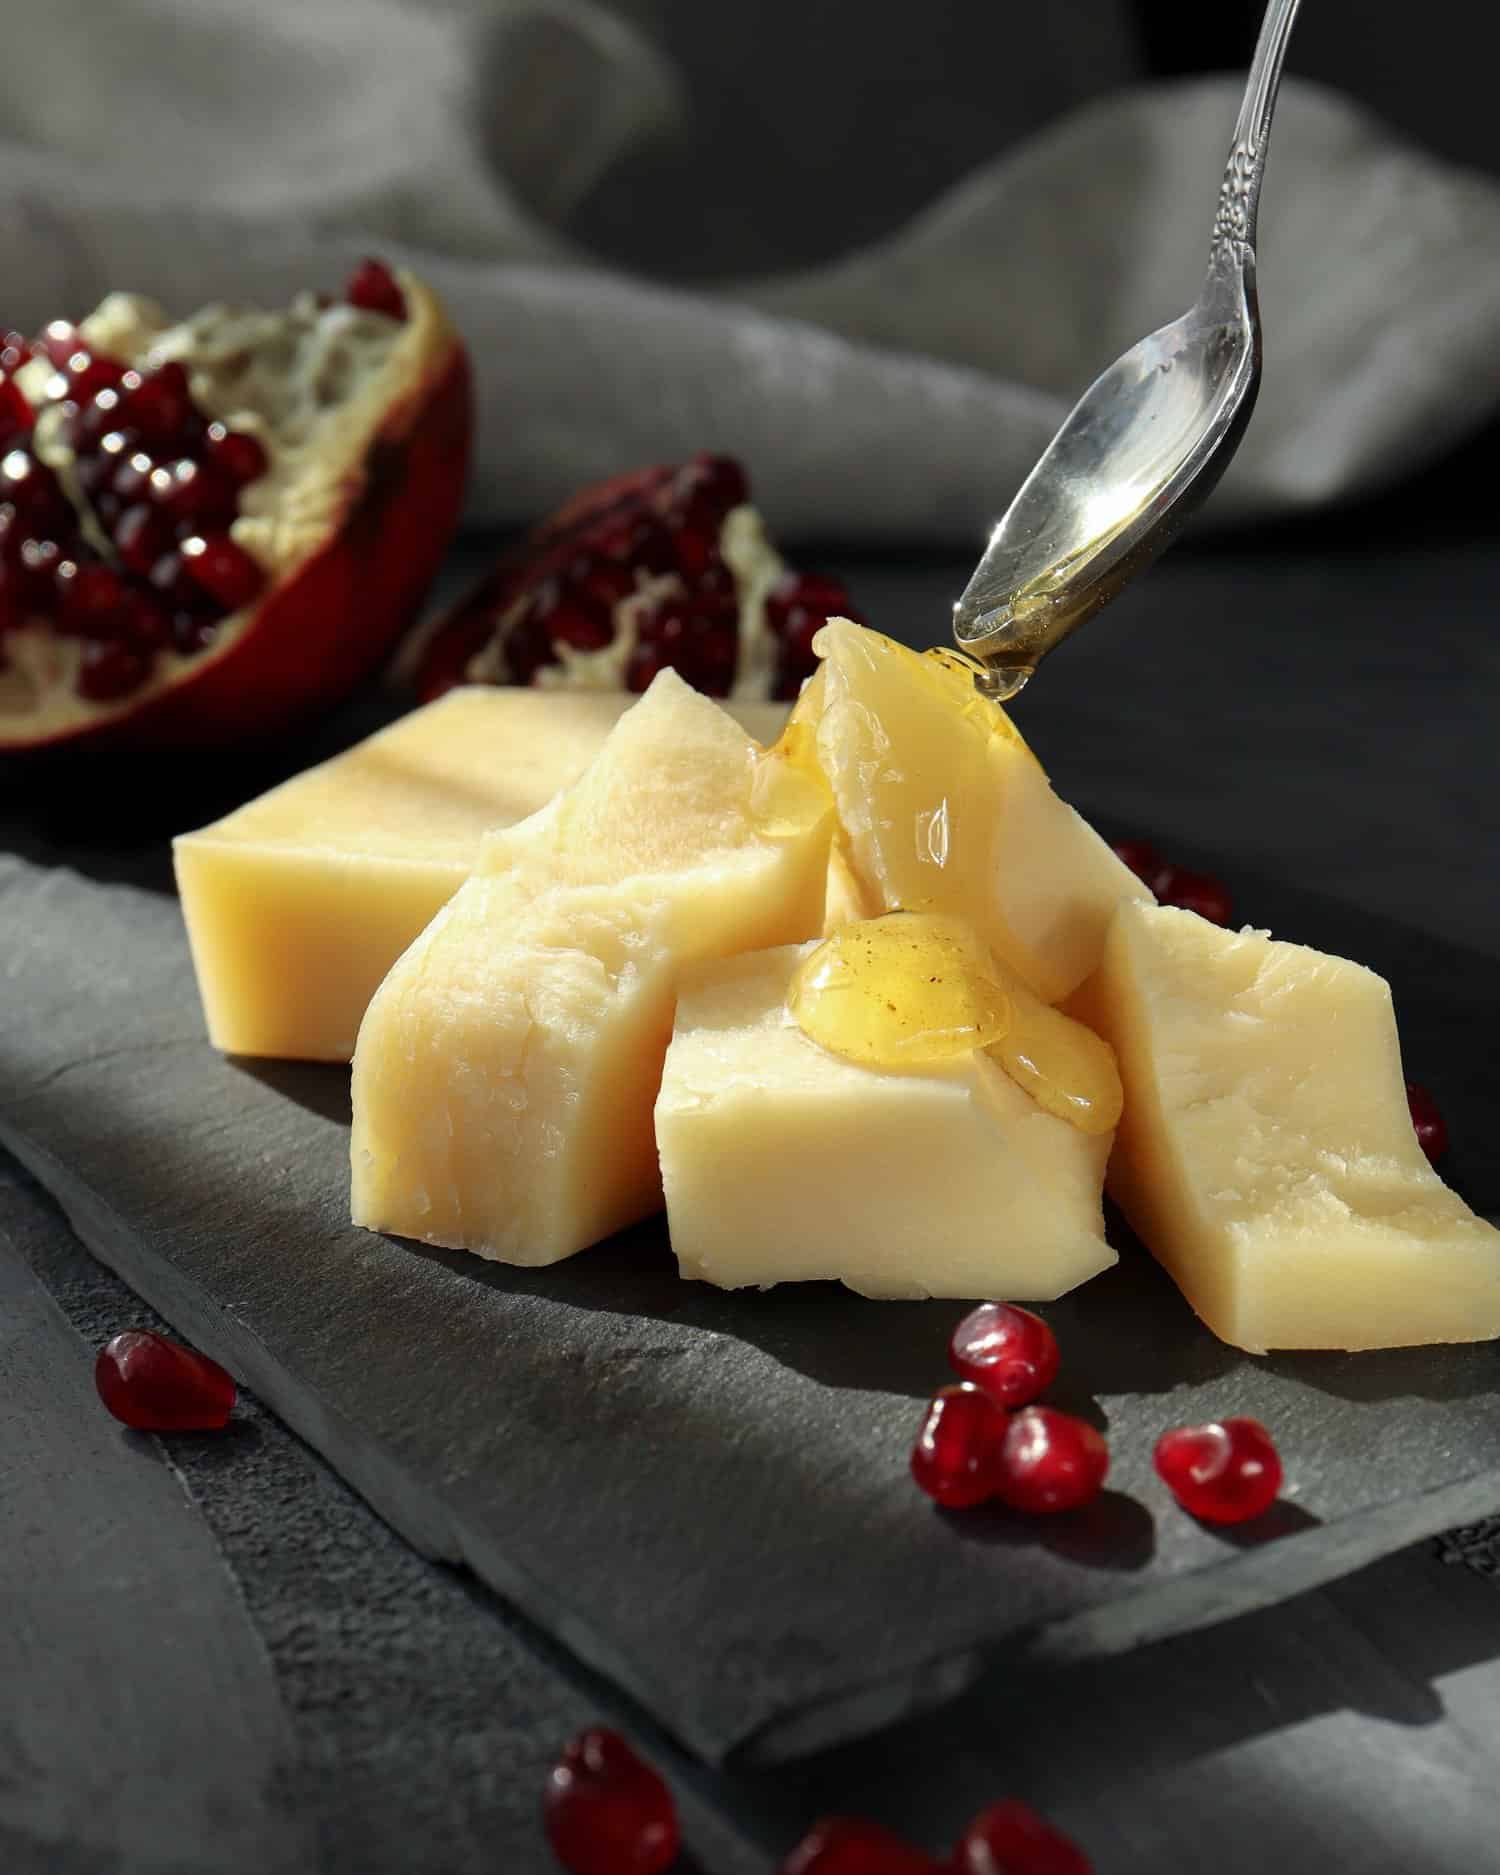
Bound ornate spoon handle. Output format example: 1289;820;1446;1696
1210;0;1303;263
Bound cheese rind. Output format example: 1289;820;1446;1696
350;674;832;1265
656;943;1116;1300
1071;901;1500;1352
174;685;787;1060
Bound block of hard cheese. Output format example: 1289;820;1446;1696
655;942;1115;1300
350;673;832;1266
174;685;787;1061
1071;901;1500;1352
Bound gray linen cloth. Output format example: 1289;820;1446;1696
2;0;1498;543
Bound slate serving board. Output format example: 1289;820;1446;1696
3;850;1499;1767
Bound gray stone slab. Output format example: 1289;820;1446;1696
3;851;1499;1765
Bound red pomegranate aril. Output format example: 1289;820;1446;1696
115;503;175;576
0;373;31;445
171;610;221;655
346;257;407;322
766;572;853;641
911;1383;1009;1509
40;320;80;368
206;422;269;486
120;590;172;651
780;1815;940;1875
951;1800;1093;1875
625;645;669;693
21;537;65;583
1162;866;1233;926
0;331;31;374
67;351;126;403
113;451;156;505
995;1406;1109;1515
94;1329;236;1430
152;457;238;526
1406;1080;1448;1163
149;549;202;610
180;532;265;610
122;362;196;446
949;1302;1060;1410
1110;837;1177;896
55;558;127;634
76;636;151;701
671;452;749;522
542;1727;679;1875
1;449;70;534
546;594;615;653
1153;1416;1282;1525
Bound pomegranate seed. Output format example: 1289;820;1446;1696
171;610;221;655
590;512;676;575
113;451;156;505
149;550;203;610
948;1303;1060;1410
114;504;174;576
506;609;562;684
0;331;31;374
624;645;669;693
95;1330;236;1429
121;362;195;446
346;257;407;321
120;590;172;651
780;1815;940;1875
542;1728;678;1875
766;571;854;642
1406;1080;1449;1163
994;1406;1109;1515
180;532;265;610
151;456;238;527
21;537;65;582
0;373;32;446
1153;1416;1282;1525
54;558;127;635
1;449;70;535
40;320;80;368
66;351;126;403
548;596;615;652
670;452;749;522
911;1384;1009;1509
76;637;151;701
1110;838;1177;896
1162;867;1233;926
206;422;269;486
951;1800;1093;1875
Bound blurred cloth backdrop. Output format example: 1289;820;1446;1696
1;0;1498;543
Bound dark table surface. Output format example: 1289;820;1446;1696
5;437;1500;1872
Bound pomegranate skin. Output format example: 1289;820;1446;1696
4;342;472;754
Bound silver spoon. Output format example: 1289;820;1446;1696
952;0;1303;699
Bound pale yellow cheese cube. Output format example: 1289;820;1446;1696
655;943;1116;1300
811;620;1147;1003
174;685;787;1061
1072;901;1500;1352
350;673;832;1265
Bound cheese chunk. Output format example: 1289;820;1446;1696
655;943;1116;1300
350;673;832;1265
810;620;1146;1002
1072;901;1500;1352
174;685;786;1060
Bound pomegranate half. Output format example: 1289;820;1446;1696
401;453;860;704
0;260;471;752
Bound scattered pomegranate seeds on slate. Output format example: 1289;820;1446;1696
543;1728;679;1875
1406;1080;1449;1163
1153;1416;1283;1525
910;1383;1010;1509
993;1406;1109;1516
948;1302;1060;1410
94;1330;237;1431
951;1799;1094;1875
779;1815;940;1875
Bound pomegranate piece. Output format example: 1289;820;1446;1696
1406;1080;1449;1163
0;258;470;752
94;1329;237;1431
1110;837;1176;897
948;1302;1060;1410
406;453;861;704
951;1800;1093;1875
779;1816;940;1875
994;1406;1109;1515
910;1383;1009;1509
1153;1416;1283;1525
542;1728;679;1875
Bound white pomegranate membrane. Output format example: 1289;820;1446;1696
0;259;416;734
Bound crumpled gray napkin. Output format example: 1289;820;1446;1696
3;0;1498;543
